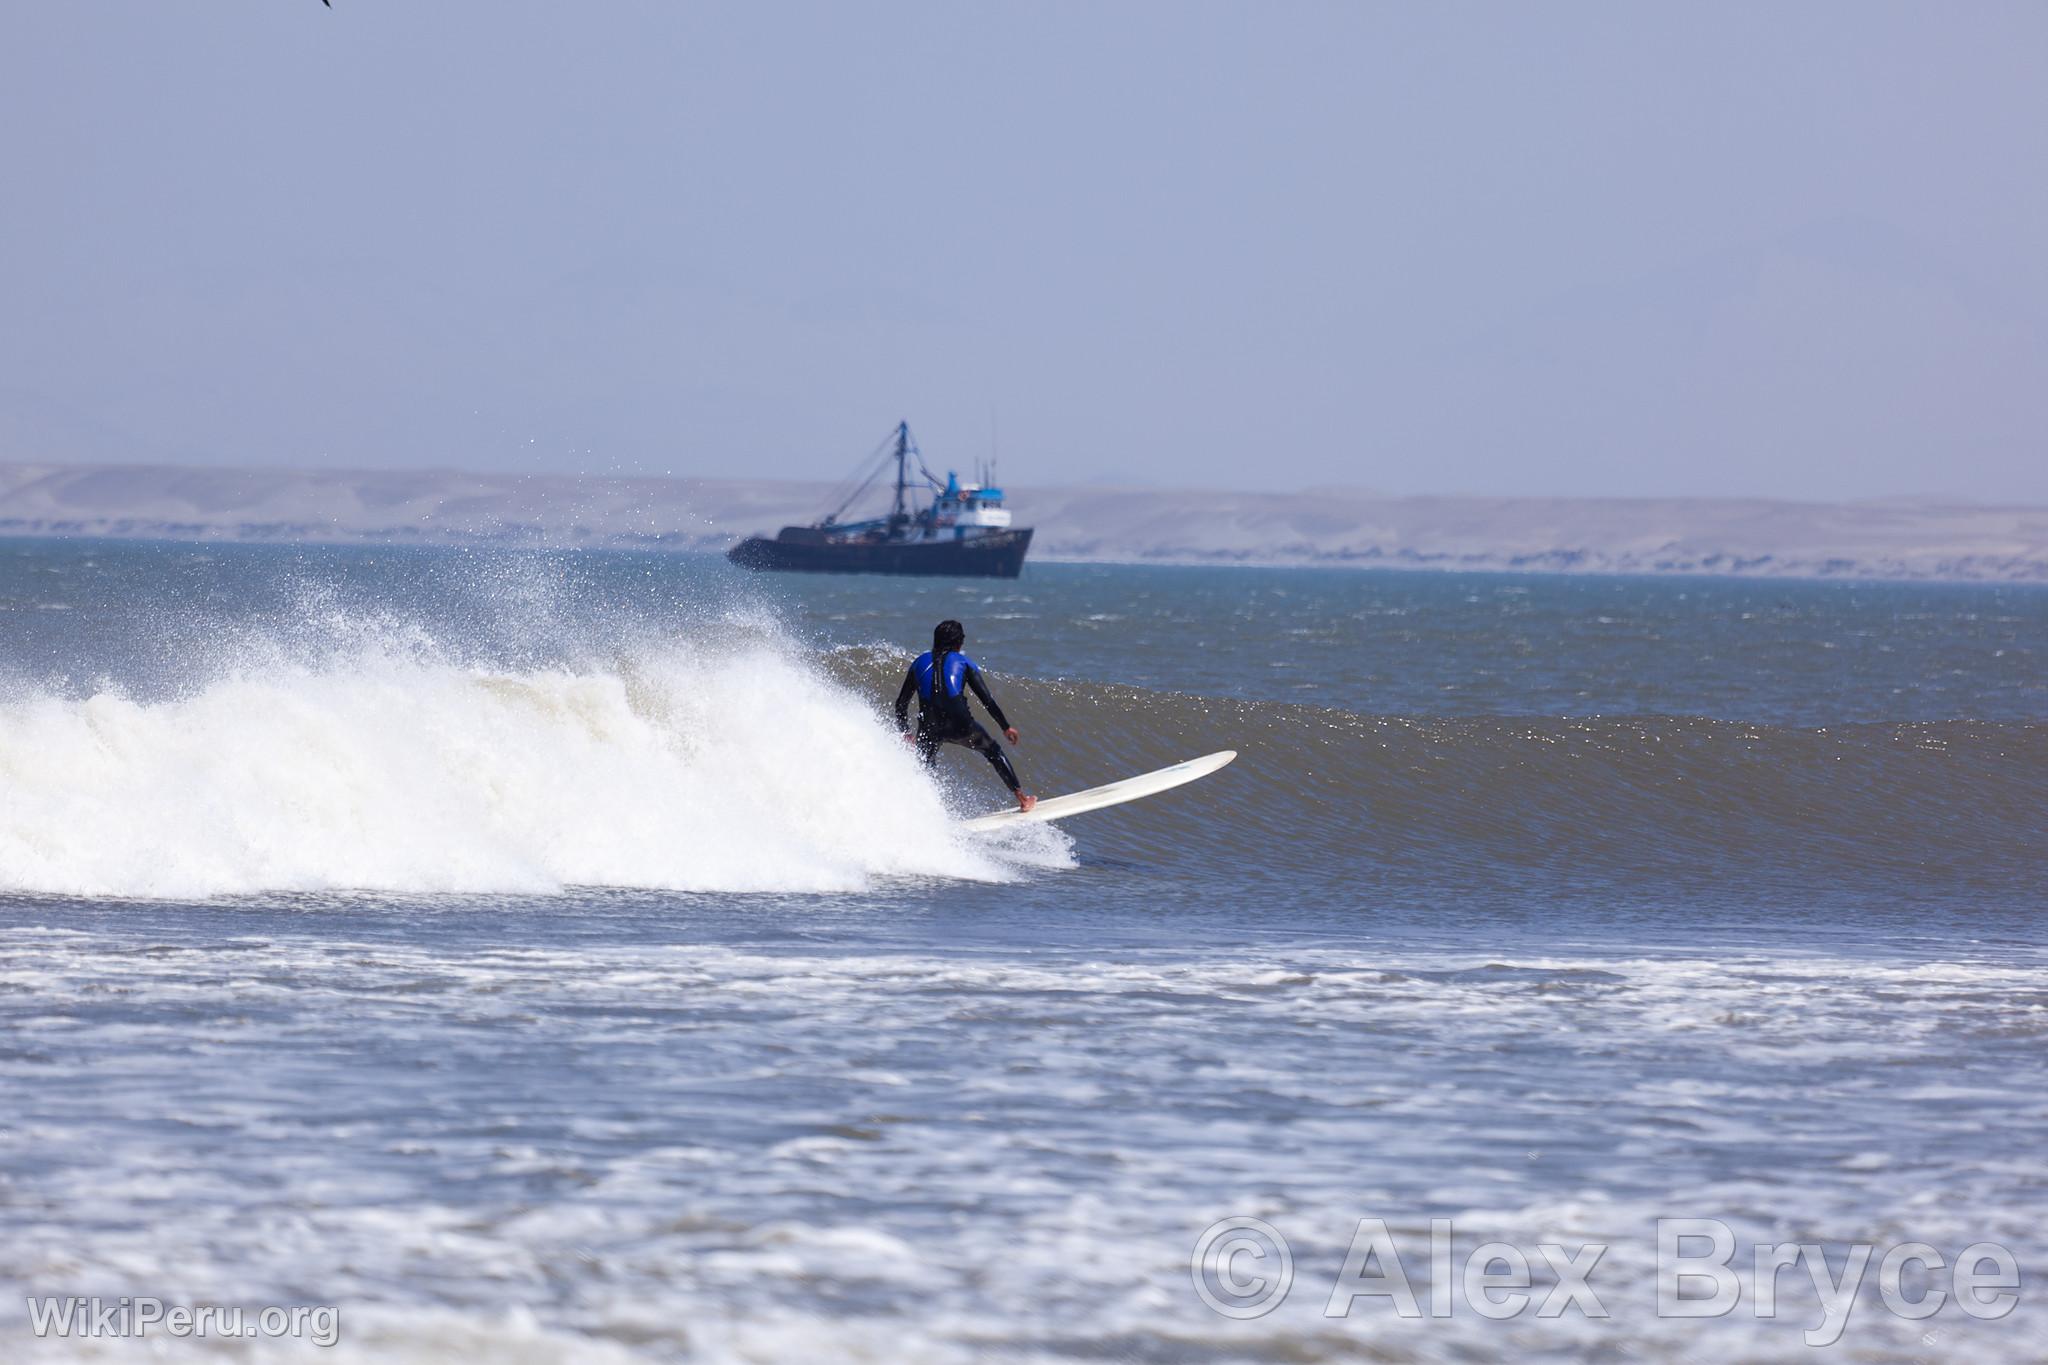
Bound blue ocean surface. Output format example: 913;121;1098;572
1;539;2043;1361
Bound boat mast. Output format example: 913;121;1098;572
890;420;910;530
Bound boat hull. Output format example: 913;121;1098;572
727;527;1033;578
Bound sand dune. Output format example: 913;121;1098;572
2;460;2044;582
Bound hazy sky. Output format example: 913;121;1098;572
3;2;2043;500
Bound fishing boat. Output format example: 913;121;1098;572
727;421;1033;578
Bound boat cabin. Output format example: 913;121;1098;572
930;472;1014;535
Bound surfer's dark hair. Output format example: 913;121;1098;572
934;620;965;653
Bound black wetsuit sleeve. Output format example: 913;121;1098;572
965;662;1010;732
894;664;918;728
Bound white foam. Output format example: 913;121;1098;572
0;632;1037;898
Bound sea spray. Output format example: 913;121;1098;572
0;632;1053;899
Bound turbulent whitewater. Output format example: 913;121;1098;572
0;545;1074;898
0;642;1028;899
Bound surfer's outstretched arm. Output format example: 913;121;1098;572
963;662;1013;736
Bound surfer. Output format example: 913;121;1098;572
895;619;1037;812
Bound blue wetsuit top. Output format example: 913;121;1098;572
895;650;1011;734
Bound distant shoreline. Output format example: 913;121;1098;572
9;534;2045;592
3;460;2044;584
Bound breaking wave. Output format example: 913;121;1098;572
4;605;2039;902
0;630;1049;900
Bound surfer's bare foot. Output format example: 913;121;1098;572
1016;792;1037;813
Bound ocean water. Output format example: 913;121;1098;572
1;538;2043;1362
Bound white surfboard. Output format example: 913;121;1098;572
960;750;1237;831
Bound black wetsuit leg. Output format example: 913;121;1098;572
957;720;1022;793
917;717;1021;792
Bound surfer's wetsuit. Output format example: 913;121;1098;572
894;649;1022;793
